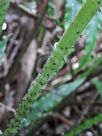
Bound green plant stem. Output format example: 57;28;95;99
0;0;9;31
64;113;102;136
2;0;102;136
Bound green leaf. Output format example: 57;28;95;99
65;0;102;71
48;0;54;16
0;0;9;31
20;77;85;128
64;0;84;30
92;79;102;96
64;113;102;136
78;11;102;70
0;36;8;65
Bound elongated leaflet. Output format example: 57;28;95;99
3;0;102;136
64;113;102;136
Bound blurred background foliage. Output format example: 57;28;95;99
0;0;102;136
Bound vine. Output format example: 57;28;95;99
2;0;102;136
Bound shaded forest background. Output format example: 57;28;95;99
0;0;102;136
